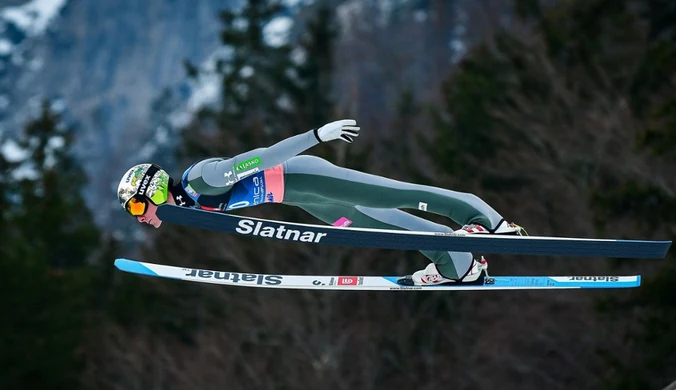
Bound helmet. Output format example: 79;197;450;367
117;163;171;216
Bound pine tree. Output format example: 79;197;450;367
588;1;676;387
0;100;102;389
293;4;337;129
217;0;297;139
424;0;676;387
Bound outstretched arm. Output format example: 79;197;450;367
185;119;360;196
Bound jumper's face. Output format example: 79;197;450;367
133;192;176;228
136;200;162;228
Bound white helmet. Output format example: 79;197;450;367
117;163;170;216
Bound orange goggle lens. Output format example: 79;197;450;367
126;197;148;216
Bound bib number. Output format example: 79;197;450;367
227;200;251;210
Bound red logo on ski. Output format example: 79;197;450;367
337;277;358;285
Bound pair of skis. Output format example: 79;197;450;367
114;205;671;291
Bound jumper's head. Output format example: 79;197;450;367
117;163;171;227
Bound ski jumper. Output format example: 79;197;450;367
179;130;507;279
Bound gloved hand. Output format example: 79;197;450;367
313;119;360;144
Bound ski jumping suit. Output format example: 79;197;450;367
178;129;507;279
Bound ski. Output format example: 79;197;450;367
114;258;641;291
156;205;671;259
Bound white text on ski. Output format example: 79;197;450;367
235;219;328;242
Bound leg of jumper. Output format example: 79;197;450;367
284;201;473;279
282;155;505;229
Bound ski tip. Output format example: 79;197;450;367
114;258;159;277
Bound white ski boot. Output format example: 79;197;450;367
457;220;527;235
397;257;489;286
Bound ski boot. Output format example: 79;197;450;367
456;220;528;236
397;256;489;286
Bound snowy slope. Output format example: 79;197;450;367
1;0;67;37
0;0;69;130
0;0;231;232
0;0;472;241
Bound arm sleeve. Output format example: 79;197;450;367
185;129;320;196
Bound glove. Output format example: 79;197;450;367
313;119;360;144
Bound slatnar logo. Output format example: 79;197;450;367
235;219;327;243
185;269;282;285
567;276;619;282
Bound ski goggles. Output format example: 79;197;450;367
125;195;150;217
124;190;169;217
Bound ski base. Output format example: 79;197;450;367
114;258;641;291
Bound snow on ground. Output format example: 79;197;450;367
0;1;69;138
1;136;29;162
290;47;306;65
0;136;38;180
263;16;293;48
1;0;68;37
168;47;231;129
0;38;12;54
10;162;37;180
1;129;65;179
43;134;63;168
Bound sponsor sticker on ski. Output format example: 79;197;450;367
567;276;619;282
337;277;364;286
183;268;283;285
338;277;357;285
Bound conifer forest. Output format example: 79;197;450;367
1;0;674;389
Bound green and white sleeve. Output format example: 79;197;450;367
184;129;320;196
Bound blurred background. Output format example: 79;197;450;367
0;0;674;389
